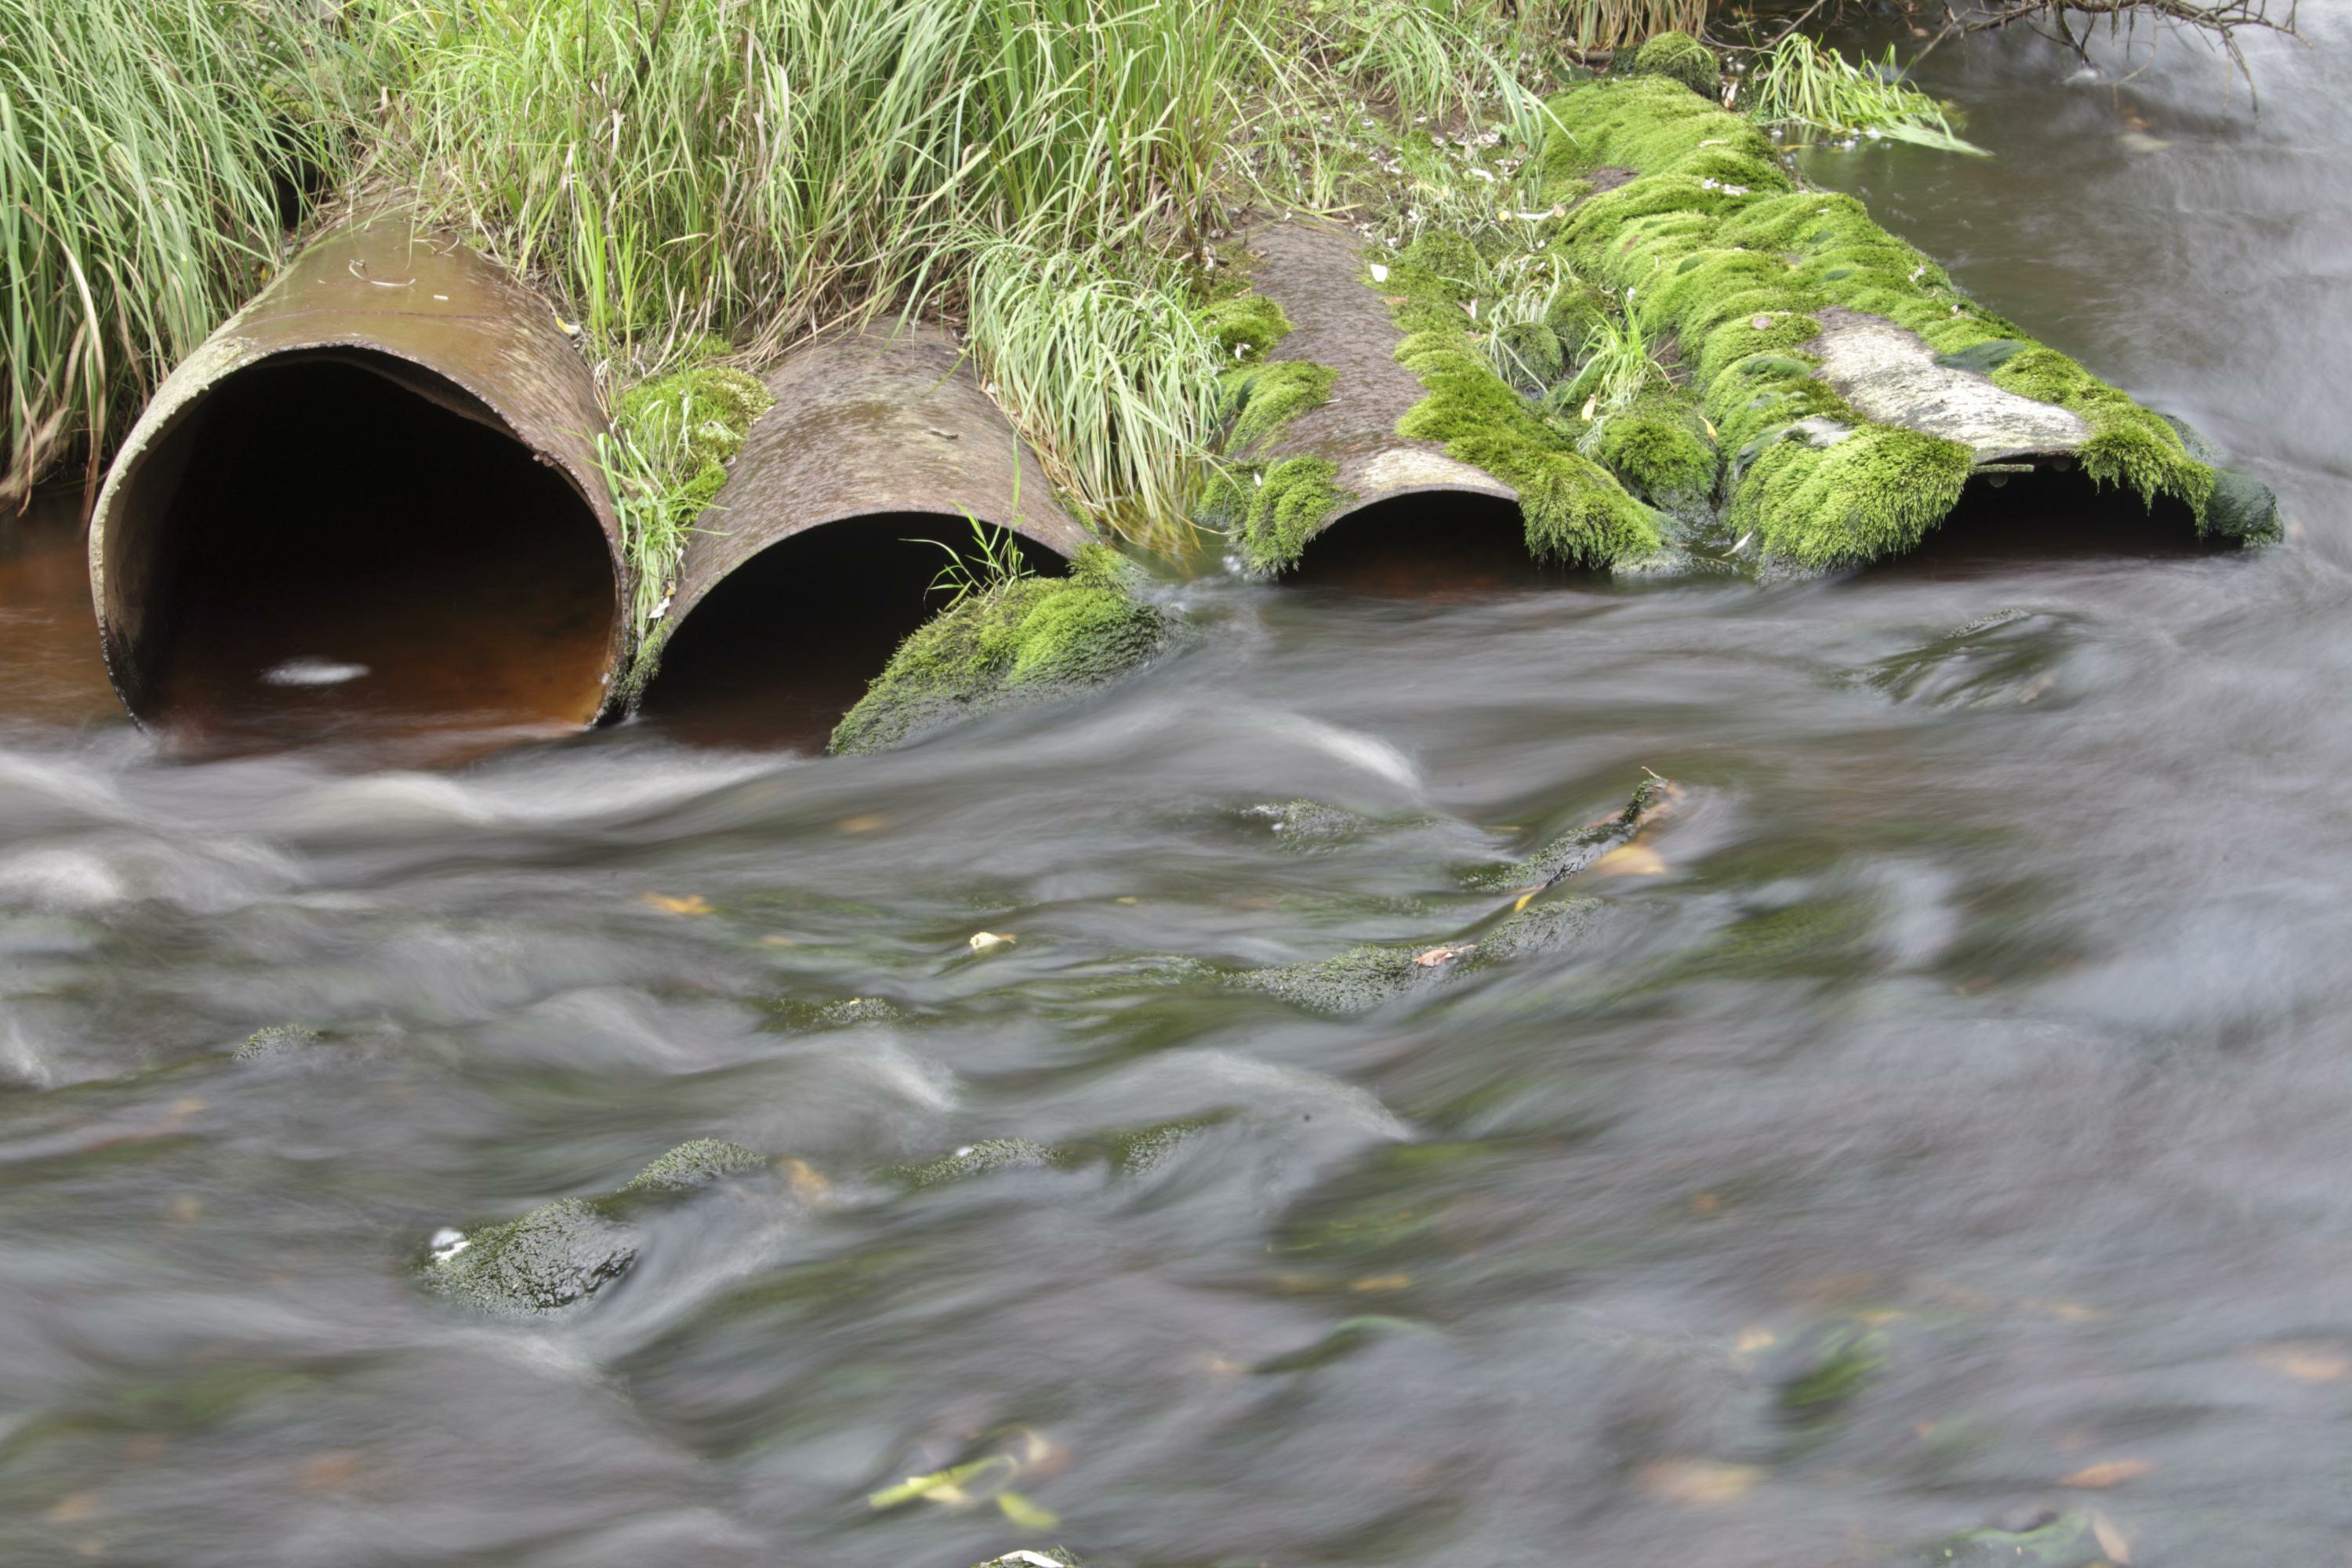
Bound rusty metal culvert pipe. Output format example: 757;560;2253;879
87;220;626;740
633;325;1093;739
1241;219;1526;564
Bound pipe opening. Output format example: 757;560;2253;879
1293;491;1563;596
1878;463;2216;576
637;514;1069;750
102;351;619;753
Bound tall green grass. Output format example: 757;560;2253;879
0;0;353;506
387;0;1255;358
1742;33;1988;155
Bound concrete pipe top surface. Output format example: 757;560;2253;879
89;219;625;756
637;324;1094;746
1244;216;1519;522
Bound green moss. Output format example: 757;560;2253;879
1494;318;1568;392
619;1138;766;1194
828;544;1165;755
612;354;773;496
1237;942;1426;1014
1196;292;1290;361
1987;347;2215;521
1537;76;1790;198
1224;359;1338;452
1590;391;1716;512
888;1116;1224;1190
2206;466;2283;543
1382;234;1661;566
1227;455;1350;576
1625;29;1721;98
1730;424;1974;567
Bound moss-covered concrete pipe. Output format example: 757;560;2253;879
1538;67;2282;566
87;219;627;731
1221;217;1520;575
630;324;1095;721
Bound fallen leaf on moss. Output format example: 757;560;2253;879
2062;1458;2153;1489
641;893;712;915
1413;944;1474;967
1639;1459;1762;1506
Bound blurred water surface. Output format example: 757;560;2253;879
5;18;2352;1564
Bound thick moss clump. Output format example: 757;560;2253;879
1728;424;1976;566
1219;455;1351;576
1225;360;1338;453
1383;235;1663;566
1624;30;1720;99
612;348;774;517
1526;75;2263;561
1987;347;2215;522
1197;292;1290;362
420;1139;768;1316
829;545;1166;754
619;1138;765;1194
1587;391;1717;514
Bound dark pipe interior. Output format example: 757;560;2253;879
637;514;1068;750
1874;463;2216;577
1292;491;1563;596
109;353;617;754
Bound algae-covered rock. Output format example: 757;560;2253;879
619;1138;765;1195
1464;777;1671;891
421;1139;768;1315
1888;1512;2108;1568
2205;466;2283;543
888;1137;1064;1189
1236;897;1602;1014
829;544;1167;755
1238;798;1386;848
234;1024;322;1062
888;1117;1225;1189
423;1197;638;1316
1624;30;1721;99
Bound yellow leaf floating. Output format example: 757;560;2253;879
837;813;888;834
2092;1511;2135;1565
2061;1458;2153;1490
969;931;1016;952
1638;1458;1762;1506
2256;1342;2350;1383
1588;844;1667;878
641;892;712;915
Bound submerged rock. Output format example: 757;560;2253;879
423;1196;638;1316
829;545;1167;755
619;1138;766;1195
1463;777;1671;891
421;1139;767;1316
1235;896;1602;1015
233;1024;322;1062
888;1116;1228;1191
1888;1512;2108;1568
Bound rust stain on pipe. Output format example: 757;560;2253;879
1243;217;1517;533
87;219;625;735
659;323;1091;637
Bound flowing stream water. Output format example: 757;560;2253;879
5;18;2352;1566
